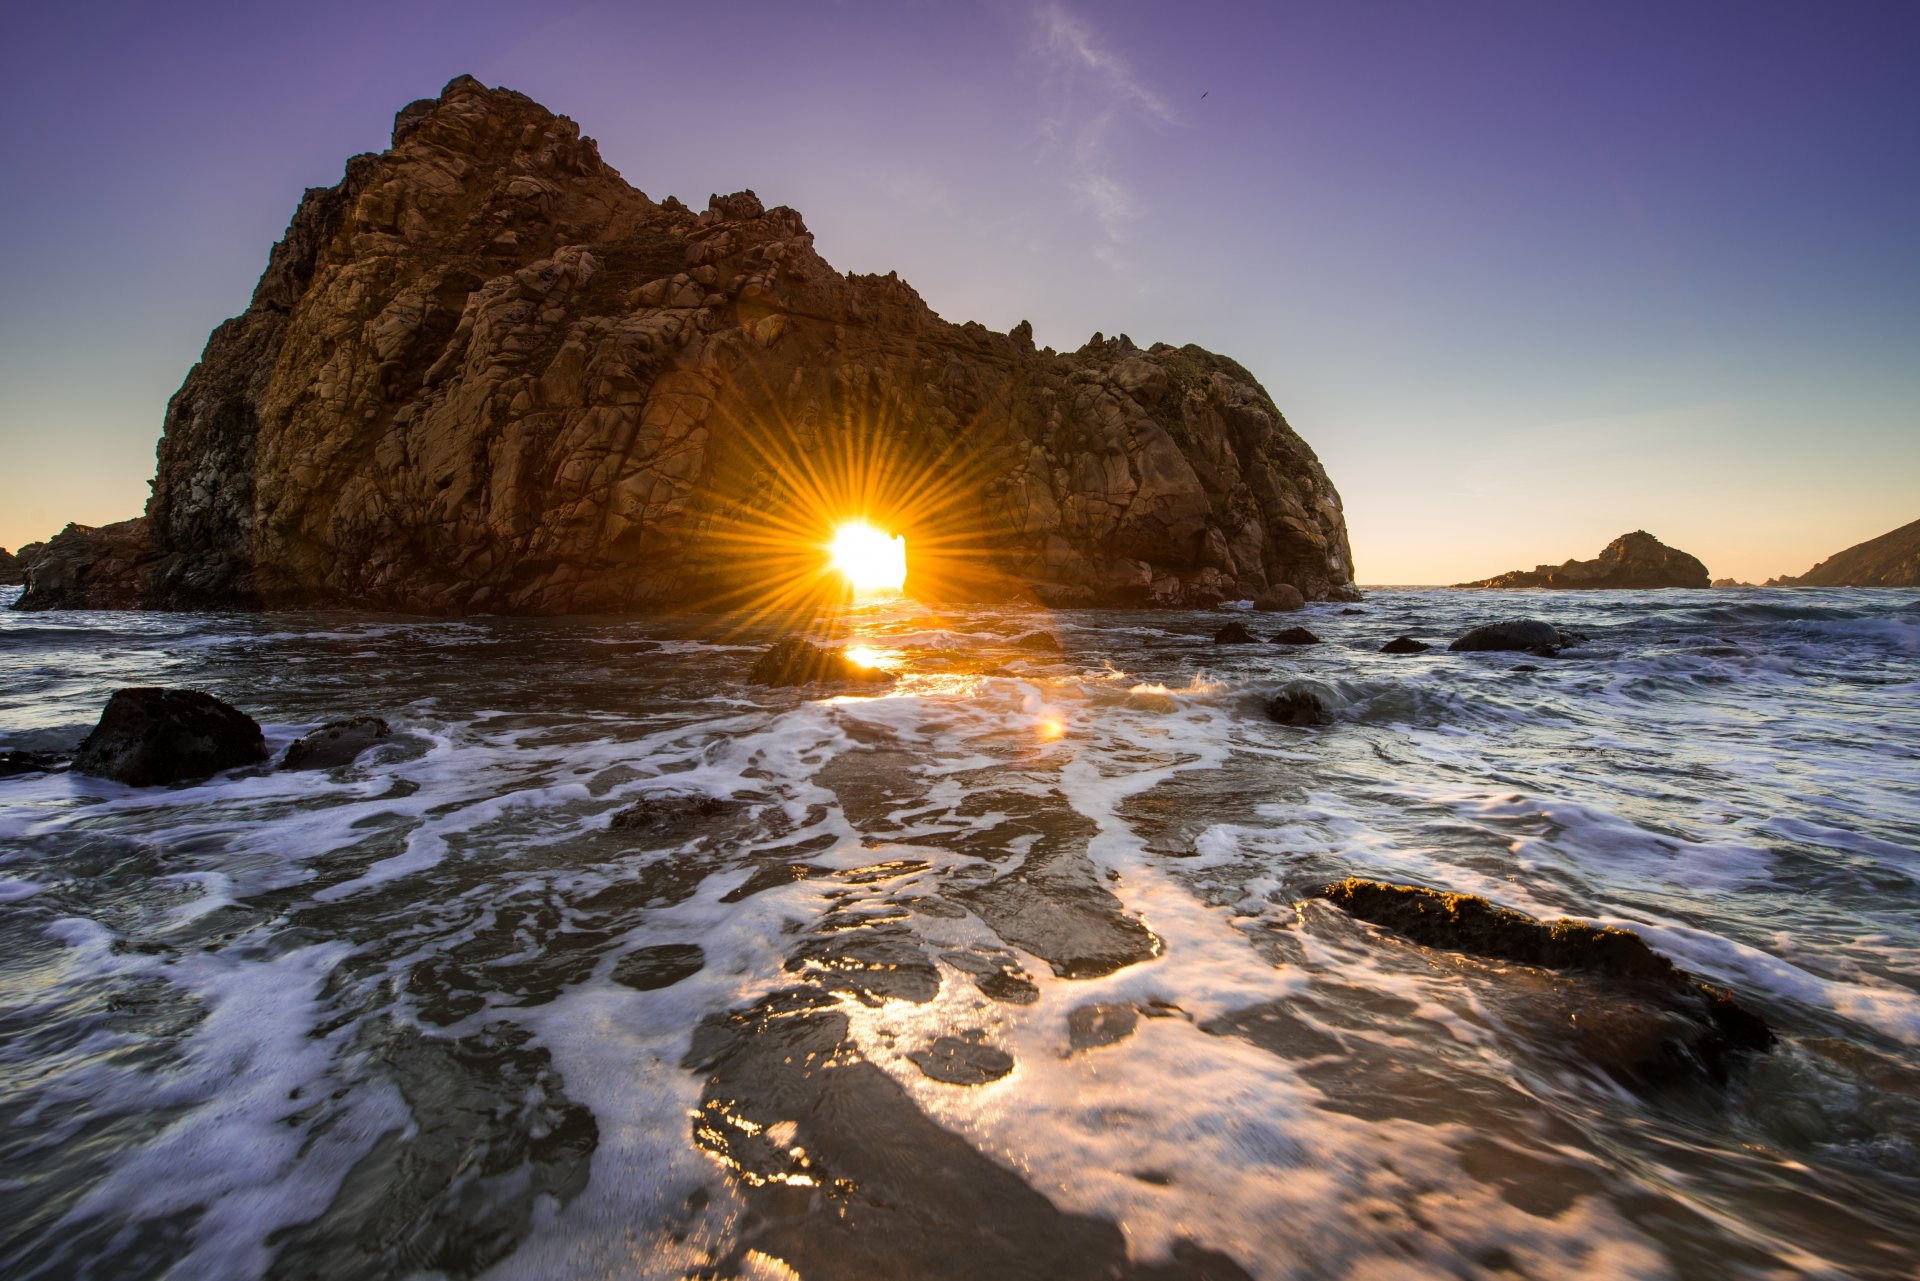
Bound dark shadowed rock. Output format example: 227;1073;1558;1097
954;873;1160;979
907;1033;1015;1085
20;78;1356;615
1213;621;1257;644
1458;530;1710;590
1265;689;1330;726
611;943;705;991
1269;626;1320;645
1339;607;1365;615
281;715;392;770
749;637;892;687
1770;516;1920;587
1379;636;1429;654
1314;877;1774;1087
73;688;268;786
1252;585;1305;612
1448;619;1578;655
13;520;155;611
0;750;67;778
0;546;20;586
608;791;738;833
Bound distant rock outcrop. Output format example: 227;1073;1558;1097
0;546;20;586
1456;531;1709;590
1767;518;1920;588
15;76;1357;614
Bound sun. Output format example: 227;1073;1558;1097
829;521;908;596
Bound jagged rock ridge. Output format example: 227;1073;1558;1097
1456;530;1709;590
16;75;1357;614
1767;517;1920;588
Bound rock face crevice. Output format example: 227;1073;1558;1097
18;76;1357;614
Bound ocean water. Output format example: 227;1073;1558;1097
1;584;1917;1280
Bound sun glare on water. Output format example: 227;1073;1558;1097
829;521;908;597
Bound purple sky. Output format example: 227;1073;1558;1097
2;0;1916;582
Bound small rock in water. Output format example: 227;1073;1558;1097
609;792;736;832
1265;689;1330;726
1252;585;1306;612
1213;621;1258;644
611;943;705;991
1449;618;1579;655
280;715;392;770
1012;630;1064;653
0;749;67;778
73;687;267;786
1067;1003;1140;1050
1379;636;1429;654
907;1033;1014;1085
1270;627;1321;645
1340;607;1366;615
748;636;891;687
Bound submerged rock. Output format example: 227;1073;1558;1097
907;1033;1015;1085
611;943;705;991
1213;621;1258;645
1265;689;1330;726
73;688;268;786
1269;626;1320;645
1379;636;1429;654
0;749;67;778
748;637;891;687
1448;619;1578;655
1067;1003;1141;1051
21;77;1357;615
281;715;392;770
1314;877;1775;1086
1457;530;1710;590
1012;630;1065;653
608;791;737;832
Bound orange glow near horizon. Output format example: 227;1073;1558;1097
829;521;908;597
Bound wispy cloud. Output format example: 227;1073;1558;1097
1031;2;1178;269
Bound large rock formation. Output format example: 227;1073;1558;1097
1767;517;1919;588
0;547;20;586
15;76;1356;615
1456;530;1709;590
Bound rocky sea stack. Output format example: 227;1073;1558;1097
1767;517;1920;588
1456;530;1709;590
13;76;1356;615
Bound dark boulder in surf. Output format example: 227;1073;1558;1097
1379;636;1429;654
1012;630;1065;654
1265;689;1330;726
748;637;891;687
281;715;392;770
0;749;67;778
1448;619;1578;655
73;687;268;786
1213;621;1257;645
1314;877;1775;1087
1269;627;1320;645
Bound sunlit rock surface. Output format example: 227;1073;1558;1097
17;75;1356;614
1767;516;1920;587
1456;530;1709;590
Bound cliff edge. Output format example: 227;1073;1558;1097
17;76;1356;614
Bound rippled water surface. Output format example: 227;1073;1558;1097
2;585;1918;1279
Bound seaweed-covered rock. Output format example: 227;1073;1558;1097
73;688;268;786
748;637;892;687
1213;621;1257;645
1269;626;1320;645
1379;636;1429;654
281;715;392;770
